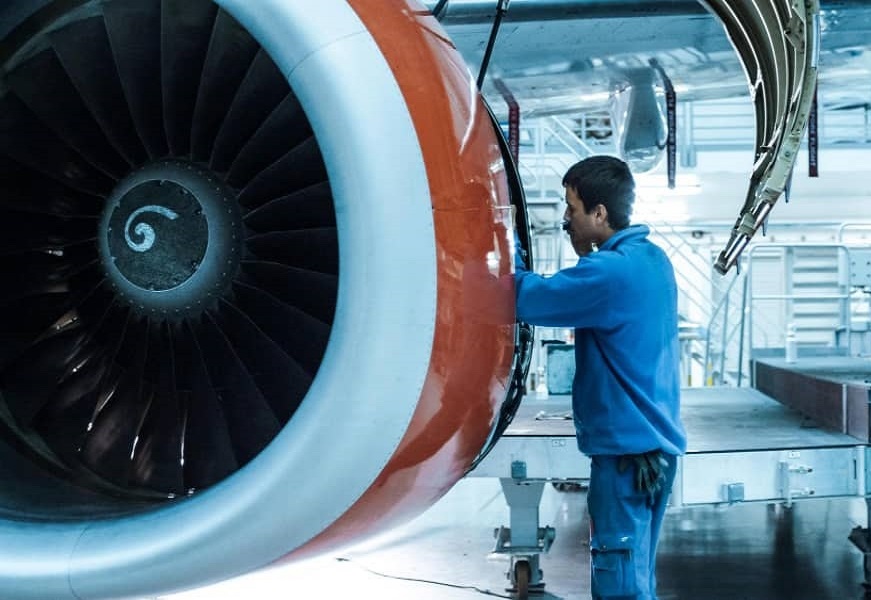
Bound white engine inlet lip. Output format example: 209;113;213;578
0;2;438;599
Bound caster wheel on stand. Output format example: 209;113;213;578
513;559;530;600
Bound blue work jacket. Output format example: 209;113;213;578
515;224;687;456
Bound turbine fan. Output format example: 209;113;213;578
0;2;519;597
0;0;338;499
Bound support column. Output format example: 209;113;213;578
492;461;555;598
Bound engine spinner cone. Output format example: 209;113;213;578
99;160;243;318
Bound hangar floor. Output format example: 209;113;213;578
164;476;868;600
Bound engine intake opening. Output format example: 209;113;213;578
0;0;338;517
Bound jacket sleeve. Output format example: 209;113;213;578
515;256;618;329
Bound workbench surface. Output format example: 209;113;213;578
504;387;860;454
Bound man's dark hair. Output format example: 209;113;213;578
562;155;635;230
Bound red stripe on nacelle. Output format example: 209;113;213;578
289;0;515;559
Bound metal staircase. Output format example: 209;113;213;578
733;243;854;385
703;264;747;386
789;246;849;346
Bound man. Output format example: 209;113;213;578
514;155;686;600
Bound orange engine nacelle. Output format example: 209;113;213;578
0;1;519;598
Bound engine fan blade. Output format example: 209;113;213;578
195;314;281;464
49;16;146;167
241;261;337;325
5;47;129;179
243;181;336;233
0;248;97;304
160;0;218;157
213;299;312;424
190;9;260;162
209;49;288;174
0;95;115;196
1;326;90;427
246;227;339;275
230;282;329;377
174;321;238;491
236;137;326;209
226;94;313;190
31;298;124;464
33;353;113;465
0;267;105;368
78;316;152;487
0;157;103;218
103;0;168;159
129;322;184;494
0;210;96;256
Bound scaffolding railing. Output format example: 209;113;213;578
737;243;854;385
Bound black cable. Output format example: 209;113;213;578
432;0;449;20
335;557;513;598
476;0;510;90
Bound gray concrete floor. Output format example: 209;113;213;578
166;477;869;600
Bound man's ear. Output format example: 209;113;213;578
594;204;609;225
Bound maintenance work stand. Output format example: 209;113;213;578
471;378;871;599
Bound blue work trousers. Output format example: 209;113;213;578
587;454;678;600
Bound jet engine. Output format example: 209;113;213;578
0;1;527;598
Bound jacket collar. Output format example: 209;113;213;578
599;224;650;252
